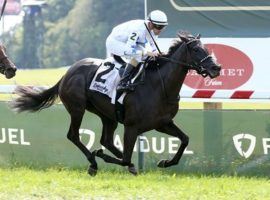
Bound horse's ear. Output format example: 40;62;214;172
196;34;201;39
179;34;189;43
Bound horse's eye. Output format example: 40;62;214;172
193;47;199;52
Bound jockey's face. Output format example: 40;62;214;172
148;22;166;35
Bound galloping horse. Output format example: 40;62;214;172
11;32;221;175
0;44;17;79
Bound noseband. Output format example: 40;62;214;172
190;55;212;77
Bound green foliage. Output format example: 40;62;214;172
1;0;143;68
43;0;76;23
42;0;143;67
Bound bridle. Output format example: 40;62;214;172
149;37;215;104
144;20;212;77
158;39;213;77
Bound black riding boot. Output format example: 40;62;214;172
117;63;135;92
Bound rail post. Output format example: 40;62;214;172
203;102;223;160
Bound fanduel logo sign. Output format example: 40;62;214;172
233;133;256;158
233;133;270;158
79;129;194;154
0;128;30;146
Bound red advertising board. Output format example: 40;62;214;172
185;44;254;90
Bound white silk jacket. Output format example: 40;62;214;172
106;19;158;62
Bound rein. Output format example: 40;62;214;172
158;56;193;68
153;39;211;103
155;62;180;104
158;54;212;77
157;39;212;77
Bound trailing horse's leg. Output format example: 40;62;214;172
97;117;123;159
155;121;189;168
67;111;98;176
94;126;138;175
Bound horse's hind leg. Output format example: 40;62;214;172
97;117;123;159
94;126;138;175
67;110;98;176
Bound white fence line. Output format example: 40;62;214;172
1;85;270;100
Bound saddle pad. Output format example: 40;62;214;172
89;61;121;104
89;57;143;104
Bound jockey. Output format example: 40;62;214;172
106;10;168;92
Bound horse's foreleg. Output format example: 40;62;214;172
67;112;98;176
155;121;189;168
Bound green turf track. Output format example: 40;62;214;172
1;70;270;199
0;167;269;200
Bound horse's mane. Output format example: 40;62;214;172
145;31;193;68
165;31;194;57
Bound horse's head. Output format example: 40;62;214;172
0;44;17;79
179;33;221;79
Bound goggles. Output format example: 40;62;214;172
152;24;166;30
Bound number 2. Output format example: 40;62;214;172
95;62;115;84
130;33;137;40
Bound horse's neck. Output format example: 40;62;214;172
162;44;188;98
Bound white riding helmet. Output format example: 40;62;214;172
148;10;168;26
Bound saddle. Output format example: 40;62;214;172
89;55;149;123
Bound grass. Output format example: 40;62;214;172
0;68;67;86
0;167;269;200
0;68;66;101
1;69;270;199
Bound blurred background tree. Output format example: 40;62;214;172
1;0;143;68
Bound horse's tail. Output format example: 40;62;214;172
10;79;62;113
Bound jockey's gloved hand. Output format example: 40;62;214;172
145;51;160;59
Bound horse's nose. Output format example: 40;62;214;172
10;64;17;72
212;64;221;71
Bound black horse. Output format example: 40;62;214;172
11;32;221;175
0;44;17;79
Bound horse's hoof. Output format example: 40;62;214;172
88;165;98;176
94;149;104;158
157;159;168;168
128;166;138;176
